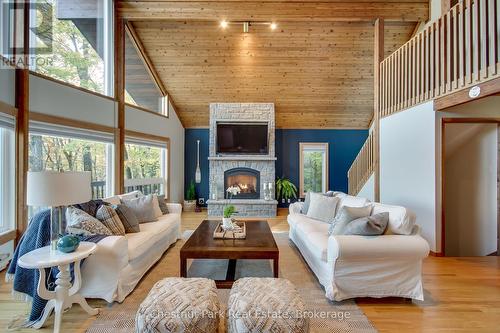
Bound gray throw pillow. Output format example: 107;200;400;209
114;204;140;233
66;206;112;236
329;205;372;235
121;194;158;223
157;195;169;214
343;212;389;236
306;192;340;223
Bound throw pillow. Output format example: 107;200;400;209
121;194;158;223
157;194;169;214
306;192;340;223
152;194;163;218
72;199;106;217
96;205;126;236
343;212;389;236
329;205;372;235
66;206;112;236
114;204;140;233
302;192;312;214
118;190;143;201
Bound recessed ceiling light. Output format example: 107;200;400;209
270;22;277;30
220;20;228;28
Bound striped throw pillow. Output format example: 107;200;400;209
114;204;140;233
96;205;126;236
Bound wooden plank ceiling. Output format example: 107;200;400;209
119;1;427;128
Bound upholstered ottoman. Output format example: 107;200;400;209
135;277;220;333
227;278;309;333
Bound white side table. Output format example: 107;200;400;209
18;242;99;333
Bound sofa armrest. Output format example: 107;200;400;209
289;202;304;215
166;203;182;214
327;234;430;262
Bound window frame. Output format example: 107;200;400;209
299;142;329;198
0;104;16;245
27;0;115;98
124;131;170;200
124;22;169;117
28;113;116;199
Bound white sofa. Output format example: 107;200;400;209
79;197;182;303
288;194;429;301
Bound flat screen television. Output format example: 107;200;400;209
216;122;269;155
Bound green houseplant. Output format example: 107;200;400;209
183;180;197;212
276;177;298;204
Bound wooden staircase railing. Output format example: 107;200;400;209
348;0;499;196
380;0;500;117
348;130;375;195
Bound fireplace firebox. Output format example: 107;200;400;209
224;167;260;199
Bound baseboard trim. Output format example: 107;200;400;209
429;251;444;257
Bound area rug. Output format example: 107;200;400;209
86;232;377;333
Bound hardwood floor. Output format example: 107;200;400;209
1;209;499;332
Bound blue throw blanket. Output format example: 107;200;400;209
6;202;109;328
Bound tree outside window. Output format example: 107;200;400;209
299;143;329;197
28;134;111;198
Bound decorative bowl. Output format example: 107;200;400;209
57;235;80;253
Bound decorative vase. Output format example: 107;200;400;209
57;235;80;253
222;217;234;230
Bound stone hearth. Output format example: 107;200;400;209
207;103;278;217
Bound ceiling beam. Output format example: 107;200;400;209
117;1;429;22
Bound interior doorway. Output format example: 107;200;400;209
442;119;499;256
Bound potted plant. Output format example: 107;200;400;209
222;186;240;229
183;180;197;212
276;177;298;204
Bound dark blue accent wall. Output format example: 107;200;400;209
184;129;210;203
275;129;368;194
185;128;368;205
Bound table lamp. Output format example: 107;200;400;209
27;171;92;251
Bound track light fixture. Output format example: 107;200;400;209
218;20;278;32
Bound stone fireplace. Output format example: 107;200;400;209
224;168;260;199
207;103;278;217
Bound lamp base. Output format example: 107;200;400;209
50;206;65;252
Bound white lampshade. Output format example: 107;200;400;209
27;171;92;207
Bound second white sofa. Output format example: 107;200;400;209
79;195;182;303
288;193;429;301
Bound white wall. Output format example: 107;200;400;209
125;105;185;203
29;74;116;127
0;67;15;106
444;124;498;256
357;173;375;202
380;101;438;251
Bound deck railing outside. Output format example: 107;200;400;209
380;0;500;117
91;177;164;199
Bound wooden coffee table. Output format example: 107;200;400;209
180;220;279;288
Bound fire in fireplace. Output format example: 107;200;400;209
224;167;260;199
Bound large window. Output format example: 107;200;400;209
29;123;114;200
299;142;329;197
125;139;168;196
0;0;13;60
0;114;15;234
30;0;113;95
125;26;167;115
